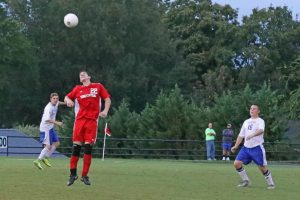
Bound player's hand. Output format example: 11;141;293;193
56;121;63;127
231;146;237;153
99;111;107;118
65;99;74;107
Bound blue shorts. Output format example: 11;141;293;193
222;142;232;151
40;128;59;145
235;145;267;166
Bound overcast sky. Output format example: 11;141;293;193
212;0;300;21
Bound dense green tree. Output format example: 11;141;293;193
163;0;239;100
138;85;204;140
5;0;190;112
235;6;300;91
210;84;285;142
0;6;40;127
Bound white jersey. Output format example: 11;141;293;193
239;117;265;148
39;102;59;132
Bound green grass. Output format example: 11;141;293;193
0;157;299;200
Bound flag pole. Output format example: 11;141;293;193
102;124;107;161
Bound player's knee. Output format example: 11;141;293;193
84;143;93;155
233;160;242;169
72;144;81;157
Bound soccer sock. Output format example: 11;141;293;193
70;156;79;175
70;144;81;176
236;167;249;181
263;170;275;185
46;146;56;158
82;144;93;177
38;147;50;160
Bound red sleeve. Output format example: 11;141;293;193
98;84;110;99
66;86;79;100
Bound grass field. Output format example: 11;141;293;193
0;157;299;200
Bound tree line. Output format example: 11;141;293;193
1;0;300;142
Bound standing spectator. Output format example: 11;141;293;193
231;104;275;189
222;123;234;161
33;93;65;170
205;122;216;160
64;70;111;186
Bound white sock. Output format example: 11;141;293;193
236;167;249;181
38;147;50;160
46;146;56;158
264;170;275;185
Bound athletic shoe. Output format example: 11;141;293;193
226;157;230;161
67;175;78;186
81;176;91;185
42;158;51;167
33;159;43;170
222;157;226;161
267;184;275;189
237;180;250;187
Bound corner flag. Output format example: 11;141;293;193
104;122;111;136
102;122;111;161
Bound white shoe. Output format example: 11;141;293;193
267;185;275;189
226;157;230;161
237;180;250;187
222;157;226;160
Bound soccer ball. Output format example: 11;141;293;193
64;13;79;28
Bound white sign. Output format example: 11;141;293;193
0;136;7;148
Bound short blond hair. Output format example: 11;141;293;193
50;92;59;98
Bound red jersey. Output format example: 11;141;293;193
67;83;110;120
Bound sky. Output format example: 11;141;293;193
212;0;300;21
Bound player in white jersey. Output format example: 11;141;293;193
33;93;65;170
231;104;275;189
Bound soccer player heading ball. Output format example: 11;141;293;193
64;70;111;186
231;104;275;189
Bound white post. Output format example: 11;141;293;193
102;130;106;161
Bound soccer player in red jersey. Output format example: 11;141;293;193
64;70;111;186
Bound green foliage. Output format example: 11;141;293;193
210;83;286;141
235;6;300;90
285;87;300;120
138;85;203;140
163;0;239;99
0;6;40;127
13;124;39;137
1;0;299;146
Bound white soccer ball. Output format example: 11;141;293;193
64;13;79;28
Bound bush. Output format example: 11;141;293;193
14;124;39;137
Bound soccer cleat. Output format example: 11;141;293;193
237;180;250;187
226;157;230;161
222;157;226;161
81;176;91;185
42;158;51;167
33;159;43;170
267;184;275;189
67;175;78;186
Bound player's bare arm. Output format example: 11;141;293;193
45;119;63;127
231;136;244;153
245;129;264;141
58;101;67;106
99;98;111;118
64;96;74;107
